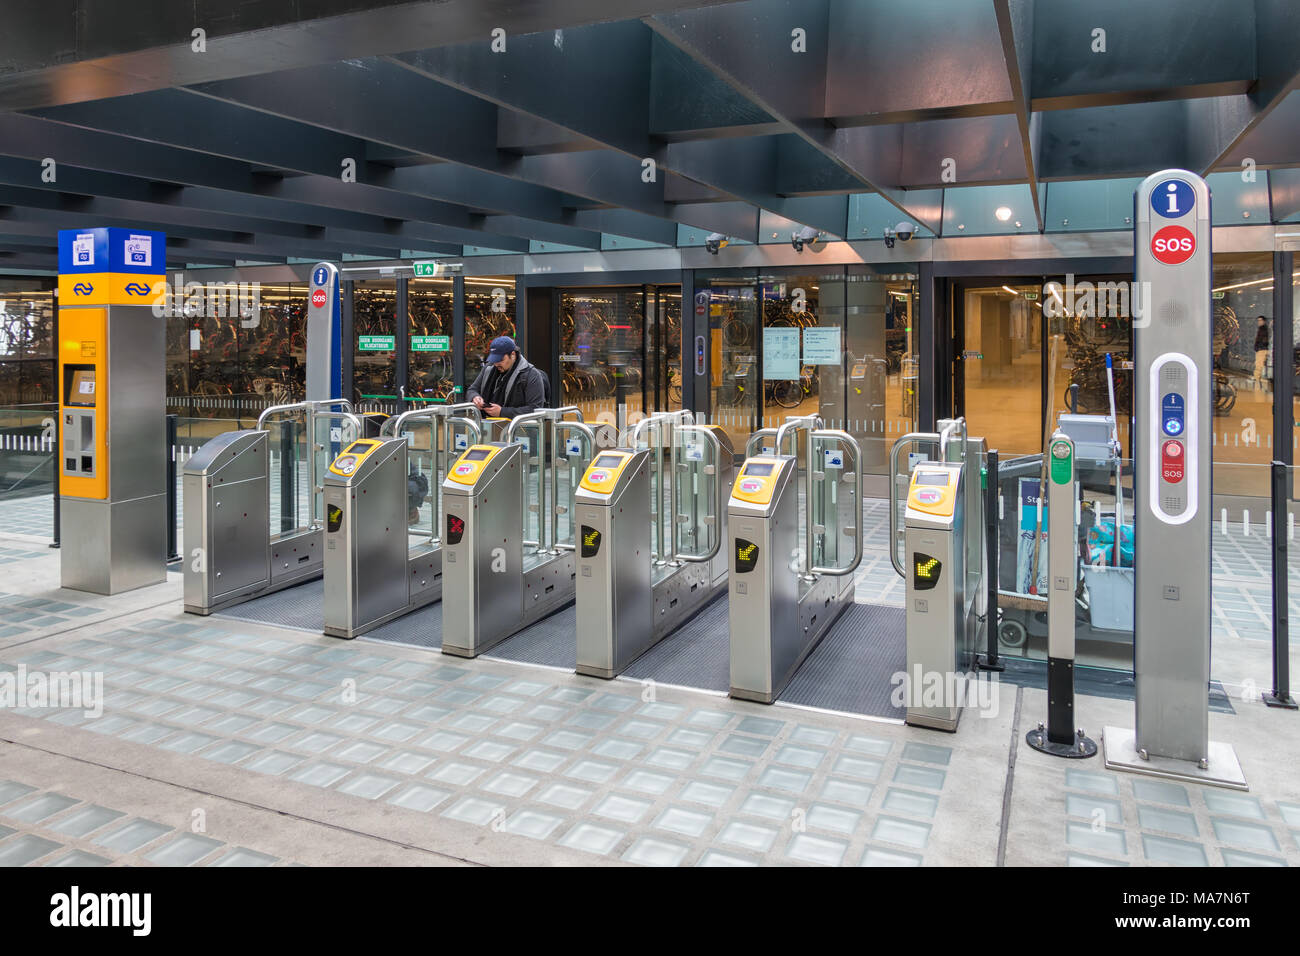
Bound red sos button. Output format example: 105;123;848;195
1151;225;1196;265
1161;439;1185;483
311;288;327;307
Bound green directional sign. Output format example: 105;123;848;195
412;261;439;277
411;335;450;352
358;335;395;351
1024;290;1039;300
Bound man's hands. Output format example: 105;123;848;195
471;395;485;409
485;403;502;417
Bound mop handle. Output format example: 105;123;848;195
1105;353;1122;567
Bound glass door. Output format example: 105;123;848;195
955;279;1045;458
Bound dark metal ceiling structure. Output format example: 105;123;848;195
0;0;1297;271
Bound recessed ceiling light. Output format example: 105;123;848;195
995;206;1012;221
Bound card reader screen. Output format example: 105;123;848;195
592;454;625;468
743;463;775;476
461;448;493;461
64;367;97;407
914;472;949;486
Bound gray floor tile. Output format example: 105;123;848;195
844;734;892;757
558;822;624;856
1066;822;1127;856
482;771;539;798
680;780;734;808
4;792;80;824
806;803;862;835
93;818;172;853
144;833;224;866
821;778;874;807
861;846;924;867
593;793;654;824
1143;834;1208;866
1067;852;1129;867
1137;805;1198;837
1211;818;1280;852
757;766;811;793
512;749;568;774
883;788;940;820
833;755;883;781
719;734;770;758
374;750;437;776
873;816;932;850
892;764;946;789
718;820;778;853
337;773;401;800
334;740;388;764
387;784;452;813
645;748;694;771
536;782;593;811
786;833;848;866
740;792;797;821
45;849;112;867
46;804;124;838
504;808;565;840
288;762;352;788
1066;768;1121;797
774;744;826;770
697;849;759;867
241;750;304;775
1220;848;1286;866
623;836;689;866
0;834;63;866
654;806;714;838
428;762;485;786
1203;791;1265;820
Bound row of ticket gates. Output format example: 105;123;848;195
183;400;988;730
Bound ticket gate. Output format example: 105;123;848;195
440;408;596;657
890;418;988;730
727;416;863;703
573;413;732;678
183;400;362;615
321;403;483;638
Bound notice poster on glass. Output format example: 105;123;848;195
802;326;841;364
763;327;800;380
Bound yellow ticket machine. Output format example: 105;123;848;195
56;228;167;594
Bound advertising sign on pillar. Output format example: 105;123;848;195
306;262;342;401
1104;169;1246;789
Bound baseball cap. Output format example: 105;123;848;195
487;335;517;363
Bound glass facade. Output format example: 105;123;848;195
559;287;645;419
1211;253;1274;499
352;279;398;402
407;277;454;404
0;279;55;406
464;276;515;388
165;281;307;412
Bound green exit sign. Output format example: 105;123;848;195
1024;291;1039;300
413;261;440;277
358;335;395;351
411;335;450;352
1212;291;1225;299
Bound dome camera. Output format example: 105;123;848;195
705;233;728;255
791;225;822;253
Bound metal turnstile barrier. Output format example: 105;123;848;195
183;400;362;615
440;407;596;657
728;415;863;703
574;412;733;678
321;403;483;638
890;418;988;730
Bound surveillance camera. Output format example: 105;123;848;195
791;226;822;253
705;233;728;255
894;221;915;243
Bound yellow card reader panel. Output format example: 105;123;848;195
448;444;506;485
908;465;959;518
328;439;382;477
731;457;787;506
579;451;635;494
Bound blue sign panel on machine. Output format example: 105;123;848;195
1151;179;1195;219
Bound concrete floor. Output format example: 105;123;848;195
0;521;1297;867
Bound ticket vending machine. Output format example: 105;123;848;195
903;461;967;730
321;437;413;638
1104;169;1245;788
56;227;167;594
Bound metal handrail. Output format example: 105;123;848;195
255;399;353;431
939;417;966;462
673;424;724;564
809;429;863;577
552;420;597;553
745;428;778;459
379;401;481;437
888;431;942;577
775;414;822;458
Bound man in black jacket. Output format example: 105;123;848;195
466;335;549;418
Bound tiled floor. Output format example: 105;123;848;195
0;617;974;866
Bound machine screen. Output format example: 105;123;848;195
461;448;493;461
64;367;97;407
735;538;760;573
914;472;949;486
743;463;775;476
591;454;625;469
580;525;602;558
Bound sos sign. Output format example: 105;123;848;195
311;288;327;307
1150;225;1196;265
